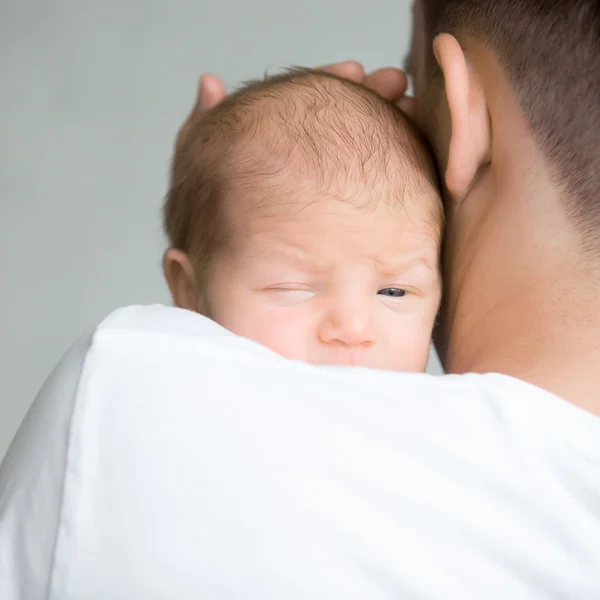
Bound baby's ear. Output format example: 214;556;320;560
162;249;203;313
433;33;491;202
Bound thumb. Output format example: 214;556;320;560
196;74;227;111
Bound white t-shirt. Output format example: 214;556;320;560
1;304;599;599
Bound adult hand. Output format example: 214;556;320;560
195;61;415;116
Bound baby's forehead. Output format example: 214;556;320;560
224;136;443;247
224;196;441;282
225;188;443;267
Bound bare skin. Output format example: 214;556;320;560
170;5;600;417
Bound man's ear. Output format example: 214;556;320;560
162;248;203;312
433;33;490;202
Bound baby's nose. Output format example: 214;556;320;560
318;307;376;348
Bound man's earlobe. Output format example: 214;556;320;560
433;33;491;202
162;249;202;312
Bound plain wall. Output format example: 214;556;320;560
0;0;441;458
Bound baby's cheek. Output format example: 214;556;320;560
385;311;435;372
252;311;314;361
395;338;431;372
213;298;313;361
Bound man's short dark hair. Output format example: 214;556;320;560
422;0;600;248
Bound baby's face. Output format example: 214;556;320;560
206;194;441;371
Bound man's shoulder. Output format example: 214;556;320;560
95;303;233;340
83;305;564;414
84;304;599;452
2;304;600;598
88;305;474;397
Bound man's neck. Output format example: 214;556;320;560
440;148;600;416
446;270;600;416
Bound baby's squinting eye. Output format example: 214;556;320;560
378;287;407;298
264;286;315;305
267;286;313;294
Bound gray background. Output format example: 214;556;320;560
0;0;441;459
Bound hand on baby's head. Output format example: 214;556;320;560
195;62;415;115
163;68;442;372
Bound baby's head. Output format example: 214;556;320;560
164;69;443;371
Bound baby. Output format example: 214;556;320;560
162;68;443;372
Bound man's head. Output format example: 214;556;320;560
163;69;442;371
406;0;600;366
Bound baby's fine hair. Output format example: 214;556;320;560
163;68;440;277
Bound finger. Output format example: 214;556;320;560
319;61;366;82
363;68;409;102
196;74;227;111
396;95;416;117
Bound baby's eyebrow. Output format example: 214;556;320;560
280;253;331;273
377;255;438;276
251;245;331;273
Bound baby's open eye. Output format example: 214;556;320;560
378;287;407;298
